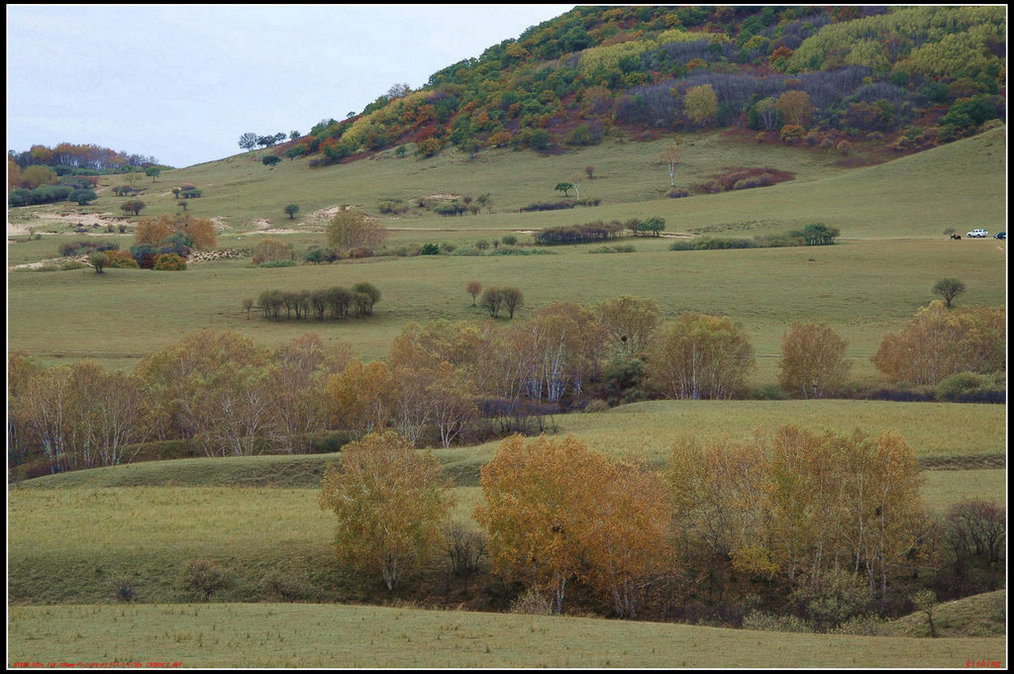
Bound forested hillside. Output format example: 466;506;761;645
271;6;1004;165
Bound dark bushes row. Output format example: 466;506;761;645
256;283;381;320
521;198;601;212
534;220;625;245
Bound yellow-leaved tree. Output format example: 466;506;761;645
318;431;454;591
476;433;670;616
778;321;851;398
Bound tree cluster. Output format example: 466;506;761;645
9;142;161;172
254;283;381;321
872;302;1005;387
9;300;1004;481
533;221;625;245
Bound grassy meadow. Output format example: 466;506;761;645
7;601;1005;668
7;126;1007;666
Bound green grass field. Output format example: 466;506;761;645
7;125;1007;667
7;601;1005;668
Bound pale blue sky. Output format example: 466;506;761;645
7;4;574;168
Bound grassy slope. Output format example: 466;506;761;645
7;128;1007;668
8;128;1007;379
7;602;1005;669
881;590;1007;639
15;399;1006;490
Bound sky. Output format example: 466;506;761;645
7;4;574;168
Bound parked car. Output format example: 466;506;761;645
995;231;1006;240
966;228;989;238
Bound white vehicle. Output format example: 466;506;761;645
966;228;989;238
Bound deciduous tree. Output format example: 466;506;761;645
499;287;525;319
648;313;755;400
659;139;684;187
135;330;271;456
251;238;292;265
872;302;1005;385
326;360;397;439
778;322;851;399
776;90;813;128
476;434;670;616
326;209;388;253
466;281;482;306
319;431;453;590
683;84;719;127
596;295;660;360
932;278;966;308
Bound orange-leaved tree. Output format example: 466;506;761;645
476;433;670;615
319;431;454;591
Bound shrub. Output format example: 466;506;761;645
790;569;874;632
130;244;157;269
377;200;408;214
153;253;187;271
179;558;231;601
106;250;139;269
258;259;297;268
509;588;554;615
501;234;518;246
419;242;441;255
936;372;990;402
252;238;293;265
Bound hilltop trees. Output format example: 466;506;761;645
238;132;258;152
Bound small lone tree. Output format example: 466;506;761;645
932;278;966;308
500;287;525;319
554;182;574;198
89;252;109;274
284;204;299;219
479;287;502;318
120;200;145;216
660;139;683;187
466;280;482;306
